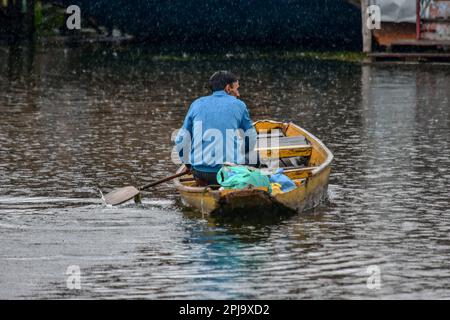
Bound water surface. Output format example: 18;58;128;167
1;45;449;299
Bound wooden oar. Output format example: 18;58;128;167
103;167;190;206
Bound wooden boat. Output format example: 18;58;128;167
174;120;333;218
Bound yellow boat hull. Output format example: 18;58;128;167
174;120;333;217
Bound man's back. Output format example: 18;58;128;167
176;90;256;173
190;90;249;136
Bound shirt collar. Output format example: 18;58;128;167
212;90;228;96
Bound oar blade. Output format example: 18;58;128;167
104;186;140;206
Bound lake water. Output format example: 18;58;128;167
0;45;449;299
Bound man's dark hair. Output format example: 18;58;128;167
209;71;238;92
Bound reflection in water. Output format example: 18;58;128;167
0;45;450;299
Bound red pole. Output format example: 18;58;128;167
416;0;421;40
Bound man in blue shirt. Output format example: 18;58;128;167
175;71;257;186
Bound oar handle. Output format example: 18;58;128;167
138;167;191;191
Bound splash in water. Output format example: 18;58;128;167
96;187;108;207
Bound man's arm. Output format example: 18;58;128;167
239;105;257;153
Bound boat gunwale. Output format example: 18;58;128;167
287;122;334;176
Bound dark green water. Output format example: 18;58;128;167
0;45;449;299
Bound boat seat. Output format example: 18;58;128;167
256;129;284;140
280;157;301;167
283;166;319;179
256;136;312;160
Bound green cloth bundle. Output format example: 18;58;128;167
217;165;272;192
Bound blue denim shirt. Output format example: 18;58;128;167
175;90;257;173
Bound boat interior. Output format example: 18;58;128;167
178;121;324;188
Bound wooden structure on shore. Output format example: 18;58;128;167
356;0;450;61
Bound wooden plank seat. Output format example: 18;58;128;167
280;157;303;167
256;136;312;160
256;129;284;140
257;135;308;146
283;166;319;180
